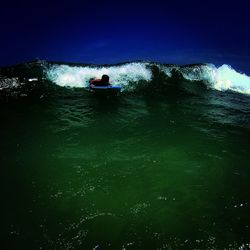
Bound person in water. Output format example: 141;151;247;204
89;74;111;87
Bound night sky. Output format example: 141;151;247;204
1;0;250;71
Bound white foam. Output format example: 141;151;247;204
46;62;152;90
45;62;250;95
211;64;250;94
181;64;250;95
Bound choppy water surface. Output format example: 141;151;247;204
1;61;250;249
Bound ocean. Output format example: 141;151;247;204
1;61;250;249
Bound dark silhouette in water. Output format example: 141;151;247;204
89;74;111;86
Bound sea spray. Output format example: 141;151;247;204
46;62;152;90
179;64;250;94
46;62;250;95
1;61;250;96
210;64;250;94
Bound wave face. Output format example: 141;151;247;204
46;62;250;95
178;64;250;94
46;63;152;91
1;61;250;96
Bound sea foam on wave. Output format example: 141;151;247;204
46;62;152;89
46;62;250;95
180;64;250;95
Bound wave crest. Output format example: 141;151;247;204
45;62;250;95
46;62;152;91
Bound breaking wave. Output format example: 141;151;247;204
46;62;250;95
1;60;250;96
46;62;152;91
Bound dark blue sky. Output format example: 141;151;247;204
1;0;250;71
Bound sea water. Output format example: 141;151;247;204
1;61;250;249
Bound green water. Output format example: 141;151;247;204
1;90;250;249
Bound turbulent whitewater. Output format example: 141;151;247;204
45;62;250;95
1;61;250;96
